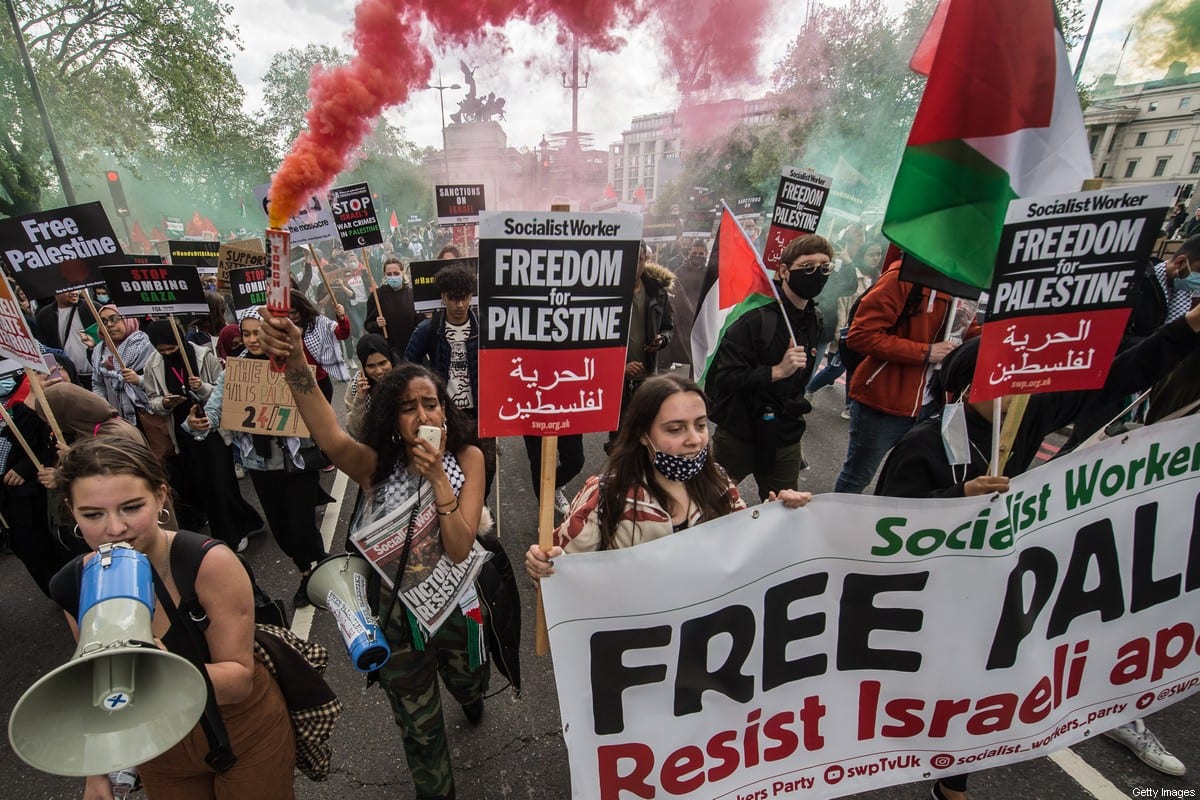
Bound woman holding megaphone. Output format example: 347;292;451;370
258;311;488;800
48;438;296;799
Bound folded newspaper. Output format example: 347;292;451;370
350;483;489;634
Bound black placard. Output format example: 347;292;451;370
100;263;208;316
0;202;123;296
435;184;486;225
330;182;383;251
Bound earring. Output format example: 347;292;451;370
72;524;82;539
158;507;169;524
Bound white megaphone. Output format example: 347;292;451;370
8;543;208;776
307;553;392;672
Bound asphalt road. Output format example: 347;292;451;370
1;379;1197;799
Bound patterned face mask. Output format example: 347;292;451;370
649;444;708;482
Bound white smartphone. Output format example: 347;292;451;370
417;424;442;450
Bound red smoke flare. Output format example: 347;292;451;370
268;0;774;227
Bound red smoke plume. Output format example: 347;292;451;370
268;0;773;226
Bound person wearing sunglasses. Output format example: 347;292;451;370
706;234;831;501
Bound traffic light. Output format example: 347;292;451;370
105;170;129;216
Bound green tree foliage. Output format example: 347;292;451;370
1;0;273;223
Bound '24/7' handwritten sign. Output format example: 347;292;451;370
220;358;311;437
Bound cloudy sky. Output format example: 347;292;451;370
225;0;1156;154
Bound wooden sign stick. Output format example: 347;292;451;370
534;434;559;656
364;266;388;340
167;316;196;380
81;292;126;371
305;245;339;310
0;402;43;471
23;370;64;445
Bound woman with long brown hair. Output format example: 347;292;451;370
527;374;809;571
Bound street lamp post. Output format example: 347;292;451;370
424;77;461;184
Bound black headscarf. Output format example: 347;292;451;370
355;334;398;386
146;320;200;378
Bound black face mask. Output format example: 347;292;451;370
786;270;829;299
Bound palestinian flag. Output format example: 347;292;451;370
690;204;780;387
882;0;1092;290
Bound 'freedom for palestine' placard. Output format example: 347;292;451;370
477;211;642;438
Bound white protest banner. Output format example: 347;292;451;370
476;211;642;438
973;182;1174;401
0;277;48;372
543;416;1200;800
219;358;311;437
252;183;337;245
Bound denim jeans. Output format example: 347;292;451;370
833;400;921;494
806;352;847;394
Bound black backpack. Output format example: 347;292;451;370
837;280;924;374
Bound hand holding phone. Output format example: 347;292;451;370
417;424;442;451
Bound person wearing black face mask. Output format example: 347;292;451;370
706;234;830;501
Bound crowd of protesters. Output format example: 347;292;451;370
2;220;1198;800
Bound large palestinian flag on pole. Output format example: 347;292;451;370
690;204;780;387
881;0;1093;290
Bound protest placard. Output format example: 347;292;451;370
476;211;642;438
733;195;764;219
330;182;383;250
252;183;337;245
228;266;269;312
163;240;220;275
0;276;48;372
682;209;716;239
763;167;833;267
971;182;1174;402
0;202;122;297
409;256;478;313
100;264;208;316
544;415;1200;800
216;239;265;287
436;184;486;225
642;214;680;243
219;357;311;437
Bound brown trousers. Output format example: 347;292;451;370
139;660;296;800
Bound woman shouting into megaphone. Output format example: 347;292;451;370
49;438;296;800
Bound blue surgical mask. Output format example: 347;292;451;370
1175;271;1200;292
385;276;404;289
94;293;110;305
0;376;16;397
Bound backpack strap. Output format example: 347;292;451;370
150;544;238;773
170;530;223;637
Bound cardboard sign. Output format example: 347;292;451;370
100;264;209;316
0;276;48;372
227;266;269;312
971;182;1173;402
216;239;265;287
330;182;383;250
409;257;478;313
219;357;311;437
163;240;220;275
435;184;486;225
476;211;642;437
252;183;337;245
0;202;122;296
544;416;1200;800
763;167;832;267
